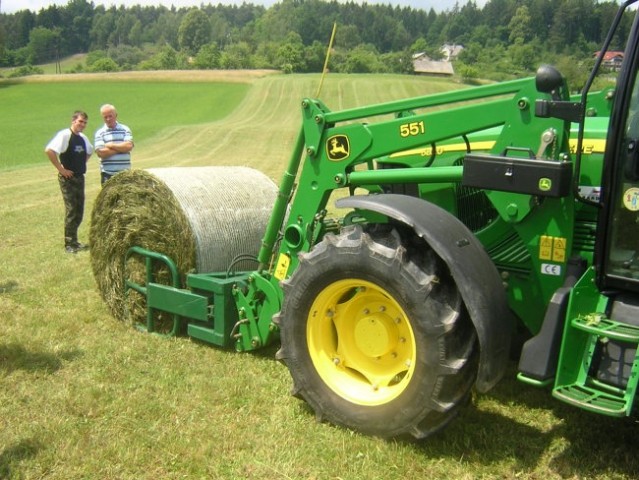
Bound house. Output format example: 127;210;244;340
595;51;624;71
412;52;455;77
441;43;464;61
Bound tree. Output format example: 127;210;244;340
343;43;383;73
193;42;220;69
303;40;327;73
128;19;142;47
153;10;180;49
61;0;94;54
113;12;138;46
219;41;253;69
508;40;538;72
178;8;211;55
85;49;106;67
138;44;186;70
335;24;361;51
88;56;119;72
107;44;144;68
276;31;305;73
409;37;428;54
28;26;60;63
508;6;533;44
381;49;414;74
209;12;231;47
0;0;633;81
8;10;36;49
89;10;116;50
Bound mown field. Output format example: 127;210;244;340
0;71;637;479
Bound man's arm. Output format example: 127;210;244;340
96;141;132;158
106;140;133;152
96;140;133;159
45;149;73;178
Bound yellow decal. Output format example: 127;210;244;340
539;235;553;260
539;235;566;263
569;138;606;155
326;135;350;161
274;253;291;281
552;237;566;262
390;138;605;160
390;141;496;158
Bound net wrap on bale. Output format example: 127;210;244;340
90;166;278;322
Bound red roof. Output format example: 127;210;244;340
594;51;624;60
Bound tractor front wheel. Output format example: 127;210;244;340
276;225;479;439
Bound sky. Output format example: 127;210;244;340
2;0;488;15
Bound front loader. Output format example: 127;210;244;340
91;1;639;439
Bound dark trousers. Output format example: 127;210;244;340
101;171;114;185
58;173;85;247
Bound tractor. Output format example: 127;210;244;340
91;0;639;439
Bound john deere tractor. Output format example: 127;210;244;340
91;0;639;439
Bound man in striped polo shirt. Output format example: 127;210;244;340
94;104;134;185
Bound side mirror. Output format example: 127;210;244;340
534;64;582;123
536;65;564;96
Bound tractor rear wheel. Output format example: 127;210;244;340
276;225;479;439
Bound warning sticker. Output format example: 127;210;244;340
552;237;566;263
539;235;567;263
622;187;639;212
539;235;553;260
274;253;290;281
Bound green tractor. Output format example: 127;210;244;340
91;1;639;439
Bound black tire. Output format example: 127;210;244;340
275;224;479;439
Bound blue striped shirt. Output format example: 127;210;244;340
94;122;133;175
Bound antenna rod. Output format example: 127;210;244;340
315;22;337;98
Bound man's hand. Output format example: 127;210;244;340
59;167;74;179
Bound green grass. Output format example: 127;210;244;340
1;71;638;479
0;76;250;170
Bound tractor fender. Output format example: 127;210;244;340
336;194;513;392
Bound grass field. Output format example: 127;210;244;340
1;71;638;479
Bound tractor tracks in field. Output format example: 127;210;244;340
137;77;302;168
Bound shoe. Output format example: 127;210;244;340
65;245;77;254
72;242;89;251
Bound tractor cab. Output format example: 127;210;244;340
520;5;639;415
600;54;639;291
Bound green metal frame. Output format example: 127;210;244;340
125;246;183;336
553;267;639;416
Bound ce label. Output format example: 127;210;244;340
541;263;562;276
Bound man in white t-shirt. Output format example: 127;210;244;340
45;111;94;253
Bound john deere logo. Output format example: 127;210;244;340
539;178;552;192
326;135;350;161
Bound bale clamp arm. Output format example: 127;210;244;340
124;245;182;336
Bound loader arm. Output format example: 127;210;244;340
263;75;570;281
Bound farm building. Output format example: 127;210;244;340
412;44;463;76
412;53;454;76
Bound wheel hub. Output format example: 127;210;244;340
307;279;416;406
354;313;395;358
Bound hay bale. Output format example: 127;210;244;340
90;166;278;322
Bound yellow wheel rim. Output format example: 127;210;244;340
307;279;417;406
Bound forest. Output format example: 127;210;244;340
0;0;634;83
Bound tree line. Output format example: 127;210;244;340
0;0;633;83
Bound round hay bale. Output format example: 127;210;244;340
90;166;278;323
